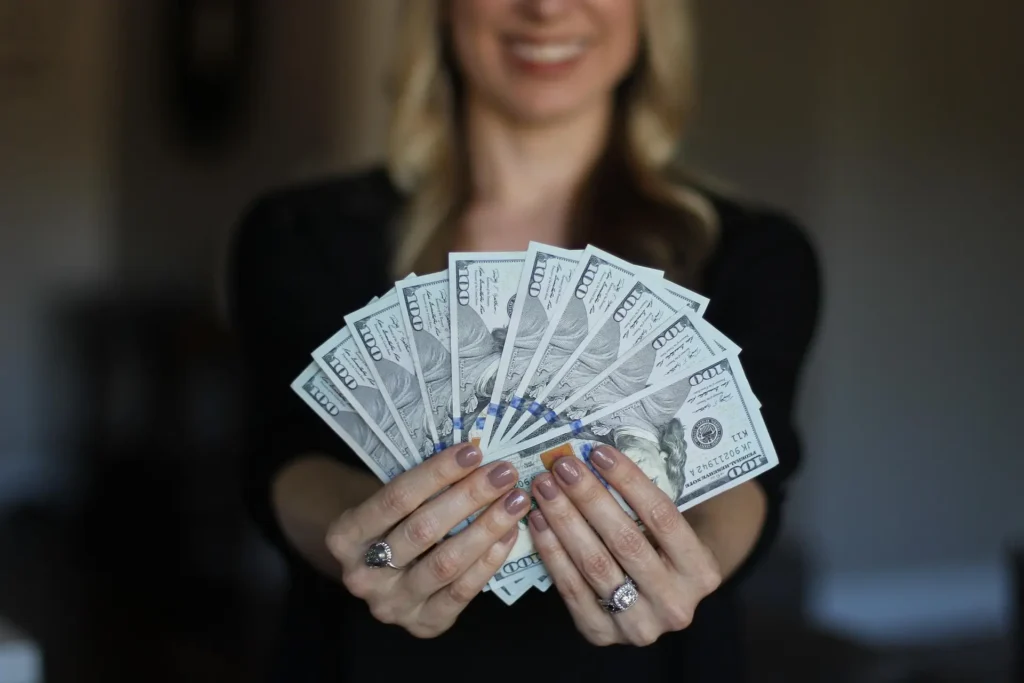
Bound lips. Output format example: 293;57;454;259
507;39;587;65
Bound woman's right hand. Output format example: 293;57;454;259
325;443;530;638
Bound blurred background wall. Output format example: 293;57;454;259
1;0;118;506
1;0;1021;678
687;0;1024;646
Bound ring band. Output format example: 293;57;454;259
364;539;408;570
598;576;639;614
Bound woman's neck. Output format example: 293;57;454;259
463;97;612;220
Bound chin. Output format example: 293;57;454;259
500;90;604;128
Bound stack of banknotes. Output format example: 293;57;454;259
292;243;778;605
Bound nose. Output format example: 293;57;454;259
519;0;572;20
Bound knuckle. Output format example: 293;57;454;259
580;551;616;584
404;512;441;548
431;459;457;489
611;525;648;562
628;624;661;647
368;600;398;626
548;502;577;527
326;511;360;557
382;483;416;519
478;507;510;538
698;556;723;595
648;500;682;536
555;572;590;605
467;472;502;509
482;534;514;566
341;569;368;598
446;578;479;606
582;625;618;647
329;508;358;539
405;621;443;639
575;480;605;507
427;544;463;583
662;601;694;632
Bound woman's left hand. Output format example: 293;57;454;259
529;446;722;647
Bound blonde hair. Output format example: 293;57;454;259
387;0;717;283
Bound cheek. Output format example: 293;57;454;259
449;2;504;85
592;0;641;76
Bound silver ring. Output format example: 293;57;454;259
598;576;639;614
364;539;408;570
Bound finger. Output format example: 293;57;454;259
405;486;531;599
533;469;663;645
332;443;484;554
528;510;619;646
531;470;626;596
420;524;519;630
385;461;519;569
548;455;669;590
586;445;708;576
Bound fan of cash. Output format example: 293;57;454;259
292;243;778;605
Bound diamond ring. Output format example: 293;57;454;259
598;576;639;614
364;539;408;570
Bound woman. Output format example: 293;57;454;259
228;1;820;681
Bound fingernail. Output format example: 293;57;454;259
590;446;617;470
500;527;517;544
488;462;516;488
535;474;559;501
504;489;529;515
529;510;549;531
553;457;582;486
456;444;482;468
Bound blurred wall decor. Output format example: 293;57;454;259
166;0;255;152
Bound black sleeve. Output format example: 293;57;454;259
703;211;822;586
225;194;364;567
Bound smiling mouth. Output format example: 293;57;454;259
506;39;588;65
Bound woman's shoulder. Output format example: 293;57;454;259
235;166;402;246
229;166;402;281
688;186;821;311
705;190;818;274
226;167;402;328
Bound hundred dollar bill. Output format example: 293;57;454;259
493;355;775;573
504;274;704;445
397;271;454;452
448;251;526;445
490;557;547;604
345;295;435;463
292;363;405;482
661;279;709;318
496;246;649;446
489;528;546;594
312;326;416;469
513;309;733;444
479;243;582;450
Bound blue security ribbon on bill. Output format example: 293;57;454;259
487;403;499;416
453;417;463;429
544;410;558;424
528;402;543;416
510;396;524;410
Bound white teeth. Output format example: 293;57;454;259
510;41;585;64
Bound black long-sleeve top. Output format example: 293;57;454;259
226;168;821;683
